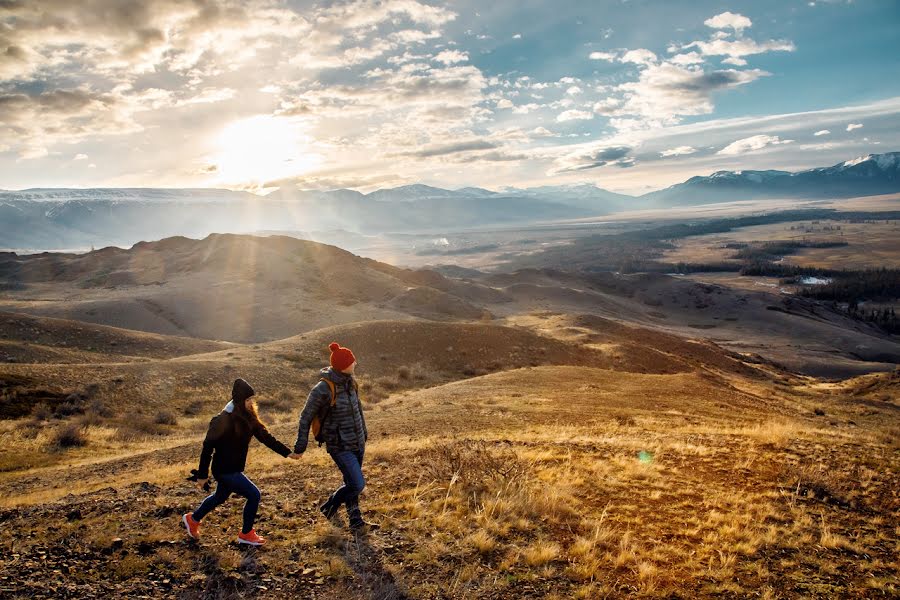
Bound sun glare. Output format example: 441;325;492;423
210;115;320;187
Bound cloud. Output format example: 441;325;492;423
846;123;863;131
530;127;556;138
593;97;623;115
455;150;531;163
814;129;830;136
512;33;522;39
566;86;583;95
669;52;705;66
0;87;138;159
553;145;633;172
589;51;617;61
717;134;794;155
433;49;468;65
660;146;696;157
681;37;795;59
617;64;768;124
74;153;88;160
704;12;753;32
511;103;541;114
398;139;498;158
620;49;657;65
556;109;594;122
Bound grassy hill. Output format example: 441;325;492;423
0;364;895;598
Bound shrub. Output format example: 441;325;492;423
183;400;204;416
256;390;294;413
79;411;104;427
154;410;178;426
54;401;85;417
87;399;113;418
397;366;411;380
53;423;88;449
418;440;525;504
30;402;52;421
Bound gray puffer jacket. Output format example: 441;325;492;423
294;367;367;454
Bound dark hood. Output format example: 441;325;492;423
231;378;255;402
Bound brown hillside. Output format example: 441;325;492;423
0;311;233;364
0;235;506;343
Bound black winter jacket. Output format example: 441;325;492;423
196;379;291;478
294;368;367;454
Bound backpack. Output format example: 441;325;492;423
311;377;359;444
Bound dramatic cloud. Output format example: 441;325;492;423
660;146;697;157
846;123;863;131
1;1;895;193
717;134;794;155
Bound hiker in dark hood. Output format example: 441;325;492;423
294;342;374;531
183;378;300;546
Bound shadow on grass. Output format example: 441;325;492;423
184;542;259;600
343;529;408;600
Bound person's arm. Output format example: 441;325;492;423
294;382;330;454
197;415;226;479
253;422;291;457
357;383;368;442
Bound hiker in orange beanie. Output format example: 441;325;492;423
293;342;375;531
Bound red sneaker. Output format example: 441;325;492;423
182;513;201;539
237;529;266;546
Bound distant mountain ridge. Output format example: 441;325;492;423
643;151;900;205
1;152;898;250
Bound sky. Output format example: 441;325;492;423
1;0;899;195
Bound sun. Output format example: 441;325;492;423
210;115;320;186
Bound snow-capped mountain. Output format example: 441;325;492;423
1;152;897;250
643;152;900;206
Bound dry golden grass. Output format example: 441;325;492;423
0;326;896;598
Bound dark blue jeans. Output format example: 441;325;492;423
327;449;365;520
192;472;260;534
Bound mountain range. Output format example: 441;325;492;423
643;151;900;205
1;152;897;250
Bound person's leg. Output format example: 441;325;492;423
344;450;368;528
226;472;261;534
192;476;232;522
323;450;365;516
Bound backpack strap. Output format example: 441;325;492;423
320;378;337;406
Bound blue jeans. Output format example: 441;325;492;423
192;472;261;534
327;449;365;520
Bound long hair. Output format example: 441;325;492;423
233;397;265;430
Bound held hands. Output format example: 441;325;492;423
287;452;303;460
196;478;209;491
